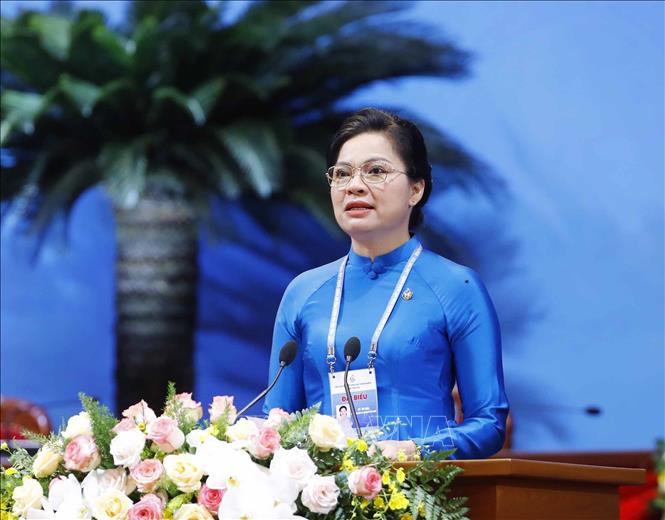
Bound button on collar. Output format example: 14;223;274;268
363;259;386;279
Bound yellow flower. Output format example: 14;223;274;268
341;458;355;472
396;467;406;484
400;514;413;520
360;499;369;510
0;442;9;451
207;425;220;437
381;470;391;485
373;496;386;509
397;449;408;462
418;502;425;517
356;439;368;452
347;437;355;447
388;491;409;511
4;468;17;476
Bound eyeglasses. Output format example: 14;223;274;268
325;161;408;189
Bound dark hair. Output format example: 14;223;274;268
327;108;432;231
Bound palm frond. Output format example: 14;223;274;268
1;0;493;236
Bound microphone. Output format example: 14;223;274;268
512;403;603;416
343;337;363;439
236;340;298;417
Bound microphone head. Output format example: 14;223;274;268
344;337;361;362
585;406;602;416
279;340;298;366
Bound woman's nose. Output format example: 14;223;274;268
345;171;368;193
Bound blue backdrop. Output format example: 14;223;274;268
1;0;663;452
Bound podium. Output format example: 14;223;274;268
402;458;646;520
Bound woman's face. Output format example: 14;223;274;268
331;132;424;241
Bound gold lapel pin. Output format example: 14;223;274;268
402;288;413;301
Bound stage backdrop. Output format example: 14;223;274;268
1;0;663;452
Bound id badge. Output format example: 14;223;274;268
328;368;380;438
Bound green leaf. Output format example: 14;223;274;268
99;141;148;209
198;146;242;199
152;79;223;126
1;90;43;144
0;32;63;91
30;159;99;235
27;13;72;60
153;87;204;125
215;121;282;198
58;74;101;117
190;77;225;120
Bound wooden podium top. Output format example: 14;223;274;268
399;458;646;486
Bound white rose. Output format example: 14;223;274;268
12;478;44;517
173;503;214;520
82;468;135;504
163;454;203;493
33;446;63;478
185;428;212;449
226;418;259;444
110;429;146;468
308;414;345;451
301;475;340;514
91;489;133;520
62;412;93;439
269;447;317;490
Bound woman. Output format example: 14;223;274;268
264;108;509;460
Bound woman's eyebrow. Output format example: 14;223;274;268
336;156;393;165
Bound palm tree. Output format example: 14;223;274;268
1;0;493;412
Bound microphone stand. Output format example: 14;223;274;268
236;362;286;418
344;357;363;439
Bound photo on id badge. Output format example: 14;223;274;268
330;368;380;437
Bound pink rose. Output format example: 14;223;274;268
347;466;382;500
248;428;281;460
113;418;140;434
265;408;293;428
208;396;237;423
146;416;185;453
63;434;101;472
123;400;157;427
128;494;163;520
130;459;164;493
175;393;203;422
197;484;224;514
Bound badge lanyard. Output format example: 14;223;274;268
326;245;422;372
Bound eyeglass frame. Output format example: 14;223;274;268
325;162;410;189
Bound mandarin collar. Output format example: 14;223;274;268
347;236;421;279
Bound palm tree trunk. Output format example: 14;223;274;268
114;192;198;413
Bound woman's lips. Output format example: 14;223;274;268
346;207;373;217
344;201;374;217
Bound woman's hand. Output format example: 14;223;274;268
368;440;418;460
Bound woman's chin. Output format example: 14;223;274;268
340;219;379;236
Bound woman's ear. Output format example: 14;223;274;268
409;179;425;206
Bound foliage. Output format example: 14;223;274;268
1;0;490;240
278;402;321;448
163;382;199;436
78;392;119;468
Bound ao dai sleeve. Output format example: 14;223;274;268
414;268;509;459
262;281;307;415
